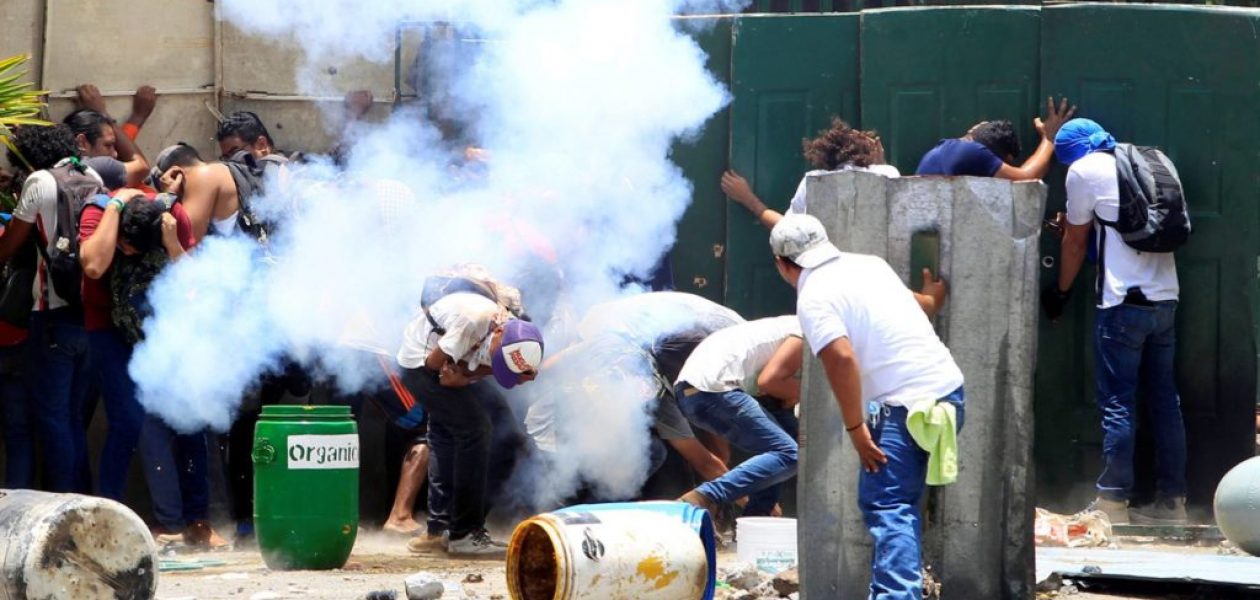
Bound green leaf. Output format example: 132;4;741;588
0;53;50;159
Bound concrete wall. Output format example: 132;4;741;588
0;0;406;165
796;172;1045;600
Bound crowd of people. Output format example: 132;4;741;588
0;81;1191;600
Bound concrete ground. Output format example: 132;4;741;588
157;533;512;599
155;532;1242;600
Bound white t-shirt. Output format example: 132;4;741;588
211;211;239;236
396;292;507;371
577;291;744;346
13;160;104;312
677;315;802;393
788;165;901;216
796;254;963;407
1064;151;1179;308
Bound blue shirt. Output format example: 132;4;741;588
915;139;1004;177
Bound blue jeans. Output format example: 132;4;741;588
28;309;93;493
1094;302;1186;500
0;342;34;488
859;387;965;600
676;385;798;513
140;415;210;530
89;329;146;501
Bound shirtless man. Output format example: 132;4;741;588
152;143;244;241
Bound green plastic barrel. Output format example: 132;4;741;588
252;405;359;570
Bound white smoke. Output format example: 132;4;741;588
132;0;747;505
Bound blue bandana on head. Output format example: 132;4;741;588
1054;118;1116;166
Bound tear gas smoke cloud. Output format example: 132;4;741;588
132;0;747;506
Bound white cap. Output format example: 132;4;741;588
770;213;841;268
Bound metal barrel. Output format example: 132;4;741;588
506;501;715;600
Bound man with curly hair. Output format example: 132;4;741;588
721;117;898;230
0;124;103;493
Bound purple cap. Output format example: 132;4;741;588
491;319;544;389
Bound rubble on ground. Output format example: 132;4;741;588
771;567;799;597
716;562;799;599
1034;507;1112;547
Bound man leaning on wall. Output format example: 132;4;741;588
1042;118;1189;526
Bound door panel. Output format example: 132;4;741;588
1038;4;1260;509
671;18;735;303
726;14;860;318
861;7;1041;173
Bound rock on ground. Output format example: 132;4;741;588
772;567;799;597
718;561;768;591
404;571;445;600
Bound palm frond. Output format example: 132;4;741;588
0;54;52;170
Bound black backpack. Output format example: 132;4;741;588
1100;143;1191;253
220;150;289;245
419;265;526;334
37;160;109;308
0;234;37;328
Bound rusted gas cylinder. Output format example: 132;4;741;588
0;489;158;599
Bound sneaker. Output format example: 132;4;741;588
678;489;720;514
1082;496;1130;525
230;521;256;549
151;527;184;547
407;531;449;554
1131;496;1188;526
446;529;507;556
184;520;230;550
679;489;733;533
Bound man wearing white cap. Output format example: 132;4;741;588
397;291;544;555
769;213;964;600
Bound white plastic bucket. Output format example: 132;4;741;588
507;502;713;600
736;517;798;574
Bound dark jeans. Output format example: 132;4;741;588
1094;302;1187;501
140;415;210;530
676;385;798;515
88;329;146;501
224;362;309;523
28;308;93;493
859;387;965;600
401;367;523;540
0;342;34;488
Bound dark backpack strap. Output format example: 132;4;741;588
1095;224;1106;304
55;176;76;254
426;310;446;336
31;232;51;308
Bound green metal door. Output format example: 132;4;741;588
860;6;1041;174
725;14;860;318
671;17;735;303
1038;4;1260;509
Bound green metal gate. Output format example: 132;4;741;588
725;14;860;318
859;7;1040;173
1036;4;1260;508
671;4;1260;509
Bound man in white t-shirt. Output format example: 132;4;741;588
396;288;544;555
0;125;105;495
769;213;964;600
721;118;900;230
674;316;803;517
524;292;741;494
1044;118;1186;525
